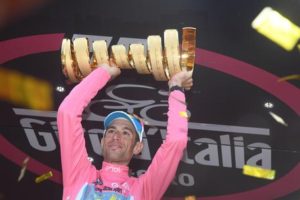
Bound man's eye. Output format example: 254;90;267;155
106;129;114;134
123;131;131;136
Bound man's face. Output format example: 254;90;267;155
101;119;143;165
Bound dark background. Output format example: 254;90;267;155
0;0;300;199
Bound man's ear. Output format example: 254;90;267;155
133;142;144;155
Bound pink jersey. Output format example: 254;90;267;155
57;67;188;200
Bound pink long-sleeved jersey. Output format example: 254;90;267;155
57;67;188;200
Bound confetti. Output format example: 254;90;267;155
17;157;30;182
35;171;53;183
269;111;288;126
243;165;276;180
251;7;300;51
0;67;53;110
179;111;189;118
278;74;300;82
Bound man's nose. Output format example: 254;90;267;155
112;131;121;140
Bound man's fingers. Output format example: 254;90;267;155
183;84;193;89
109;58;118;68
184;78;193;84
182;77;193;90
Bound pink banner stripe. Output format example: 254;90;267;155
0;33;65;64
196;48;300;115
0;135;62;184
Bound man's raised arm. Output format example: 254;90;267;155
57;64;120;186
139;69;193;199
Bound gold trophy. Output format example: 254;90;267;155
61;27;196;83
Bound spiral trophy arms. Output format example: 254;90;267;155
61;27;196;82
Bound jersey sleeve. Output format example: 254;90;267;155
140;90;188;199
57;67;111;186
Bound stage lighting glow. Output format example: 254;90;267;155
264;102;274;109
56;86;65;92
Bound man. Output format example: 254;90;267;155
57;62;193;200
